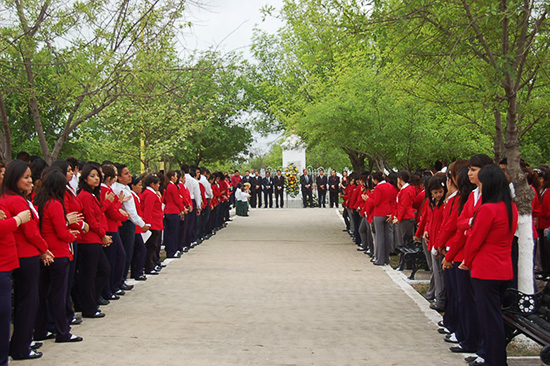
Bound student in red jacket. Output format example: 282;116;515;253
392;170;417;248
461;164;518;366
0;206;31;365
76;164;112;319
163;170;185;258
415;176;447;311
34;168;82;344
52;160;87;327
100;164;129;301
370;172;398;265
177;172;191;254
129;176;149;279
141;174;164;274
0;160;52;360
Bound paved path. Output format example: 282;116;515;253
15;208;535;365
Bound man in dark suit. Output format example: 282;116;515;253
242;170;255;207
328;170;340;208
316;169;328;208
273;170;285;208
253;171;262;208
300;169;313;208
262;171;274;208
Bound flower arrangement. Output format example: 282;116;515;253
284;164;300;198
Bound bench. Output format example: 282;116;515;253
393;240;428;280
502;286;550;365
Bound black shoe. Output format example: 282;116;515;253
70;317;83;325
30;341;43;350
464;356;478;363
98;297;110;305
108;294;120;300
356;247;365;251
444;333;460;344
83;311;105;318
56;334;83;343
134;275;147;281
121;282;134;291
11;349;43;360
182;247;189;253
430;303;445;312
115;289;125;296
438;327;450;334
437;320;444;327
154;265;162;272
450;345;475;353
145;270;159;275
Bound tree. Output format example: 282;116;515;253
0;0;191;164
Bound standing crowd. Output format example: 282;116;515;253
0;153;234;364
340;154;549;366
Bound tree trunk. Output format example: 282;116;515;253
0;90;12;163
343;147;366;173
493;108;505;163
504;84;535;293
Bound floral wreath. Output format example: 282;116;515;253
284;164;300;198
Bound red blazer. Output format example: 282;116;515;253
163;182;185;214
395;184;417;221
178;182;192;207
537;189;550;230
39;199;75;259
350;185;364;210
101;185;128;232
211;183;221;209
77;190;106;244
131;191;144;234
434;194;458;251
198;182;207;209
343;184;355;208
413;190;425;223
64;188;84;233
531;186;540;239
141;187;163;230
218;180;229;202
464;202;518;280
372;182;397;217
426;204;445;251
457;189;482;233
0;216;20;271
0;193;48;258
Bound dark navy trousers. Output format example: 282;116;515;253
164;213;180;257
0;270;12;366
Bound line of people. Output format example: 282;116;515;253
341;154;548;366
0;155;232;365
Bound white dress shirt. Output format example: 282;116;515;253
185;173;202;208
199;175;213;199
112;181;146;228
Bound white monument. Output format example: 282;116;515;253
281;135;306;208
281;134;306;172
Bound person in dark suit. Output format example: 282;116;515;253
273;170;285;208
328;170;340;208
253;171;262;208
316;169;328;208
262;172;274;208
300;169;313;208
242;171;255;208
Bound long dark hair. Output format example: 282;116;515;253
34;168;67;229
1;160;30;198
468;154;493;168
79;163;102;201
456;166;476;214
479;164;514;232
426;175;447;208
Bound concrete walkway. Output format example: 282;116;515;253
14;208;529;365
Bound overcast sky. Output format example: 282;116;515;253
179;0;285;58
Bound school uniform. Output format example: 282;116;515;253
0;215;20;366
100;184;128;298
394;183;417;248
177;182;191;252
76;190;111;318
163;182;185;257
35;199;76;342
63;186;83;323
0;193;47;359
372;181;397;265
464;201;518;366
141;187;163;273
130;191;147;279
